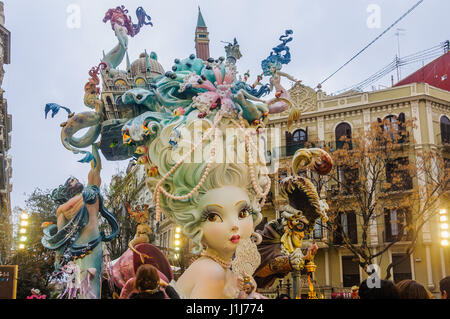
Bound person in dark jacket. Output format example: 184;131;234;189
129;264;179;299
358;279;400;299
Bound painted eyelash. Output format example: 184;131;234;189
201;209;217;222
240;204;255;216
200;205;255;222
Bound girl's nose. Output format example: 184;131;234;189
231;224;239;232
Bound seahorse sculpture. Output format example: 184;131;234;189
55;63;106;164
45;6;153;163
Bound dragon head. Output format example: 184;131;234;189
279;176;323;234
279;148;333;234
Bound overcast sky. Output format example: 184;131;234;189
2;0;449;210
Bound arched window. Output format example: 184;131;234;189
335;123;352;149
383;115;399;139
441;116;450;144
378;113;407;143
285;129;308;156
106;96;113;108
292;129;307;144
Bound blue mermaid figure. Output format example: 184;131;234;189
42;145;119;299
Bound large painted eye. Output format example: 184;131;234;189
238;207;250;219
206;212;223;222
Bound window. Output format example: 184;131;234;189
441;116;450;144
337;166;359;195
106;96;113;108
168;229;172;248
304;219;323;240
383;115;399;138
385;157;413;191
380;113;407;143
285;129;308;156
335;123;352;150
342;256;360;287
292;129;307;143
392;254;412;283
333;211;358;244
313;220;323;239
163;232;168;249
384;208;412;242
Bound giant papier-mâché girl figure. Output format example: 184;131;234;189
43;4;330;297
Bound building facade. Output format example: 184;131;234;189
264;80;450;297
0;0;12;264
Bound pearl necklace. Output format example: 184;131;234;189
200;251;232;269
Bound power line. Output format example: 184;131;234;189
318;0;425;88
331;41;447;95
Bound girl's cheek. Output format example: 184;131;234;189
204;223;225;237
240;218;254;237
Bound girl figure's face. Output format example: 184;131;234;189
199;186;254;259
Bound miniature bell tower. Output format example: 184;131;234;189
195;7;210;60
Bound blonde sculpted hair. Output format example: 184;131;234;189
146;115;265;253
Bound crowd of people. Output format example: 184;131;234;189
355;276;450;299
129;263;450;299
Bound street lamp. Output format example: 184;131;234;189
18;211;29;249
440;209;449;247
173;226;184;269
174;227;182;250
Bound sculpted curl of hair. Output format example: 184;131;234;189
146;117;265;254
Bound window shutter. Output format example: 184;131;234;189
441;116;450;143
285;131;293;146
384;209;392;242
347;211;358;244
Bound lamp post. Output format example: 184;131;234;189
18;211;29;250
173;226;182;268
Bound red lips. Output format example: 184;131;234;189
230;235;240;244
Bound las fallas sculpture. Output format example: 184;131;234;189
42;5;333;299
